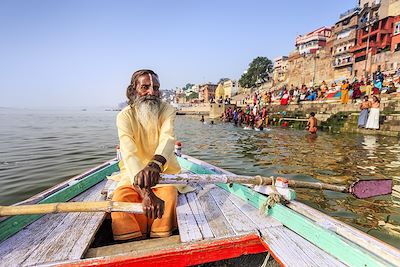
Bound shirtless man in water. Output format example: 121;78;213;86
307;112;317;134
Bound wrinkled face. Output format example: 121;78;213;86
136;74;160;97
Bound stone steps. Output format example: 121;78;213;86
342;127;400;137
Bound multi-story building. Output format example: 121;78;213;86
351;15;396;77
222;80;238;99
272;56;289;83
199;83;217;103
331;7;360;80
295;27;332;55
392;15;400;51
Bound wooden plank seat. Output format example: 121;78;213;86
0;181;107;267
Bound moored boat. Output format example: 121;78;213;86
0;155;399;266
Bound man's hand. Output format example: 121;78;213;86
134;163;161;189
142;189;164;219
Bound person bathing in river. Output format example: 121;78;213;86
358;96;370;128
306;112;318;134
112;69;181;241
365;96;380;130
200;115;205;123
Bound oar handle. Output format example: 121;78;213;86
160;174;349;192
0;201;144;216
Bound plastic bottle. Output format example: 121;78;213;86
116;145;122;161
175;141;182;157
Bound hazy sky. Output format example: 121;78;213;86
0;0;357;108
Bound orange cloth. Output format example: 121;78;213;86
112;185;178;240
341;84;349;104
309;126;317;134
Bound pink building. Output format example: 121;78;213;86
295;27;332;55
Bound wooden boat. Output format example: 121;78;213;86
0;154;399;266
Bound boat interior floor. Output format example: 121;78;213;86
0;180;348;267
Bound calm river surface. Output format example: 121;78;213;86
0;108;399;248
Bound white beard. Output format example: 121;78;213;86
134;95;161;132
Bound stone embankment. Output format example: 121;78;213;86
268;93;400;137
176;93;400;137
177;104;209;115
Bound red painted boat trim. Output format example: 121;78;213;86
61;234;271;267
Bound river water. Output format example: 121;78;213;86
0;108;399;248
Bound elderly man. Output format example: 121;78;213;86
112;69;181;241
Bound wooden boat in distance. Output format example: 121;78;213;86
0;155;399;266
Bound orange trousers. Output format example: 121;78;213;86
111;185;178;240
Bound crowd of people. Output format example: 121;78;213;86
221;105;269;130
268;68;397;106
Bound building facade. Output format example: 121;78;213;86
222;80;238;99
199;83;217;103
272;56;289;83
331;7;360;80
391;15;400;51
295;27;332;55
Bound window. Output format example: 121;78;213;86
394;22;400;35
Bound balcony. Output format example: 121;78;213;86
333;60;353;68
333;49;352;57
333;32;356;47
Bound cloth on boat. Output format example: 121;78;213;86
115;103;181;188
358;109;369;128
112;185;177;240
365;108;380;129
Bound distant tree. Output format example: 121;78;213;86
184;83;194;91
218;78;230;84
186;92;198;100
239;57;273;88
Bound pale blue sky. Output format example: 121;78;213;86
0;0;357;108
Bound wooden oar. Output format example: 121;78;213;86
160;173;393;199
0;201;143;217
0;174;392;216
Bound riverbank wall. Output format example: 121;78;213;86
176;93;400;137
267;93;400;137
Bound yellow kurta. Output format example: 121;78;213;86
116;102;181;188
111;101;181;240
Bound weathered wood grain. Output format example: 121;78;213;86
196;185;236;238
185;192;214;240
287;200;400;267
261;226;346;267
205;184;258;235
215;185;282;229
0;161;119;243
176;194;204;242
0;181;106;267
218;182;394;267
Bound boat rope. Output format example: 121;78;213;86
259;177;288;215
256;175;271;186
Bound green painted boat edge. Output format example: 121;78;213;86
0;161;120;243
218;183;392;267
177;156;216;174
177;155;393;267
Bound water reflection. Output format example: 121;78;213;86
175;116;400;248
0;109;398;248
